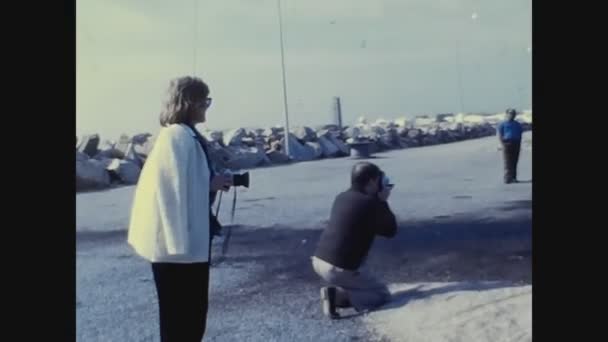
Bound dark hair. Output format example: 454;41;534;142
351;162;382;191
159;76;210;127
506;108;518;116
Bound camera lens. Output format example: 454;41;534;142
232;172;250;188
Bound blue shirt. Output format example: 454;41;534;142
498;120;523;142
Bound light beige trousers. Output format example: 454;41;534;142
311;256;390;311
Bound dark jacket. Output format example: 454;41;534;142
188;125;222;237
314;188;397;270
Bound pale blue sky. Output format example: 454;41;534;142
77;0;531;139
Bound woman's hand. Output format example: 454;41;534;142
211;174;233;192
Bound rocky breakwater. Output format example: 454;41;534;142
76;111;532;192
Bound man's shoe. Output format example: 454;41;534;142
320;287;340;319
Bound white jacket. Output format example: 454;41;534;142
128;124;211;263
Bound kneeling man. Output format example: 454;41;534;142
312;162;397;319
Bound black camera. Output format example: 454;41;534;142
378;171;394;191
226;171;250;188
210;171;250;238
233;172;250;188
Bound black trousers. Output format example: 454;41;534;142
151;262;210;342
502;140;521;183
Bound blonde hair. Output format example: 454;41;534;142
159;76;209;126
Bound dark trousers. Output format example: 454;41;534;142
151;262;210;342
502;140;521;183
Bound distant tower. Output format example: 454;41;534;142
333;96;343;130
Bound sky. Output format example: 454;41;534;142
77;0;531;139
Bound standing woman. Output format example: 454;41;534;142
128;76;231;341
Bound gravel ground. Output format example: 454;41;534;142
77;132;531;341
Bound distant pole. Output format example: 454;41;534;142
277;0;291;158
526;47;532;109
334;97;343;129
455;40;465;114
193;0;198;75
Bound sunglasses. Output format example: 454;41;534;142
199;97;212;108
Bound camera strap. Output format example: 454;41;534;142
220;187;237;256
231;187;238;223
215;191;222;217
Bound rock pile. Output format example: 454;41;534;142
76;112;532;191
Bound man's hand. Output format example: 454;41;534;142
378;185;393;201
211;174;233;192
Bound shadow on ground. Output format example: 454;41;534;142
77;229;127;245
76;198;531;340
78;198;531;292
499;199;532;211
375;281;516;313
222;199;531;283
213;198;532;314
202;197;531;334
77;201;532;329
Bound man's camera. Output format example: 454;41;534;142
379;172;393;191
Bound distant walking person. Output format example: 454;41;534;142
498;108;524;184
128;76;232;342
312;162;397;319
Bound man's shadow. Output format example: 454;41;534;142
375;281;518;313
336;281;516;318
